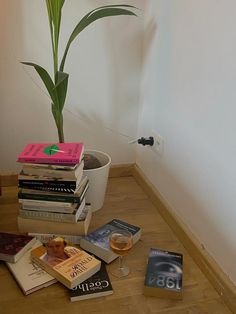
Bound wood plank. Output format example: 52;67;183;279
0;171;18;186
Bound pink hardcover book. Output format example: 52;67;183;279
17;143;84;165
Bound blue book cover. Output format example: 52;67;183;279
84;219;140;249
80;219;141;263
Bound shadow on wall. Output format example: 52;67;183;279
63;1;145;144
142;17;157;66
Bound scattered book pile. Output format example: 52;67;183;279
0;224;184;301
1;233;103;296
16;142;92;236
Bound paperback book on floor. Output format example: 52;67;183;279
6;240;57;295
80;219;141;263
143;248;183;299
31;237;101;289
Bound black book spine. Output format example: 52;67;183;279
18;191;82;203
18;179;76;191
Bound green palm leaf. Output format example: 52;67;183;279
54;71;69;112
21;62;69;112
46;0;65;79
21;62;58;105
60;5;137;71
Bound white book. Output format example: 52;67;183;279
18;205;92;236
19;198;86;223
6;240;57;295
18;198;75;208
21;202;78;214
20;160;84;180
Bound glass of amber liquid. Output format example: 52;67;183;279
109;229;133;277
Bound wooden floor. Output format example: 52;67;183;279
0;176;232;314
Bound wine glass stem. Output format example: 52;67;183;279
119;255;124;269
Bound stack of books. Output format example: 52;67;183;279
16;143;91;239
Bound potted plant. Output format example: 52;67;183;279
22;1;138;211
22;0;137;143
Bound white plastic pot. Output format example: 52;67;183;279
83;150;111;212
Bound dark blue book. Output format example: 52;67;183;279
80;219;141;263
70;262;113;301
143;248;183;299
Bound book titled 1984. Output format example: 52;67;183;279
143;248;183;300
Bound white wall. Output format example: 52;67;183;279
137;0;236;285
0;0;144;171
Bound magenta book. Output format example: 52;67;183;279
0;232;36;263
17;143;84;165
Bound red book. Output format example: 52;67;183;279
17;143;84;165
0;232;37;263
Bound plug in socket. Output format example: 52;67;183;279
151;131;164;155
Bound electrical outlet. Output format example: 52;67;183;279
151;131;164;155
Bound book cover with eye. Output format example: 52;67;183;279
143;248;183;299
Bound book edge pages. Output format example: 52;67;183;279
70;289;113;302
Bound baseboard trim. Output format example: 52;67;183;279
132;164;236;313
109;163;134;178
0;171;18;186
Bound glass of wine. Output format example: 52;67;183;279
109;229;133;278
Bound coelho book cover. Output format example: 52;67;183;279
70;262;113;301
31;237;101;289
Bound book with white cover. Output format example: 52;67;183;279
6;240;57;295
18;204;92;236
19;198;86;223
21;160;84;180
19;199;78;214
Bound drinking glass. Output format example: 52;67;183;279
109;229;133;277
